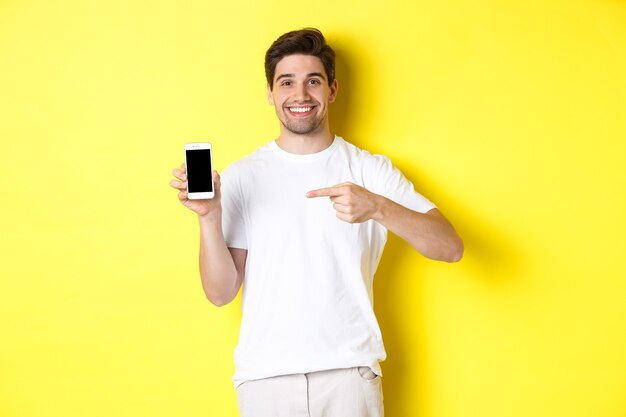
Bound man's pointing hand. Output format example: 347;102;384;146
306;182;384;224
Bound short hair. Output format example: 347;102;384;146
265;28;336;90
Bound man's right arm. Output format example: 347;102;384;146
170;165;246;307
198;212;247;306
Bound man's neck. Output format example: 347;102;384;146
275;128;334;155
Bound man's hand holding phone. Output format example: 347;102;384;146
170;164;221;217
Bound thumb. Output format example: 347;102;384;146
212;170;222;197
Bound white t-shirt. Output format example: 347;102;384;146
220;136;436;389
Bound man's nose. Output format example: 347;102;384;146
293;83;311;101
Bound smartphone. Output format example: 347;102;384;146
184;142;214;199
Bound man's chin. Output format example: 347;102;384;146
282;120;323;135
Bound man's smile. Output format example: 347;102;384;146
286;105;316;117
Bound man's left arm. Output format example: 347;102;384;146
306;182;464;263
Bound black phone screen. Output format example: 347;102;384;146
186;149;213;193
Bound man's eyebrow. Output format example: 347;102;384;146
307;72;326;79
275;72;327;82
275;74;295;82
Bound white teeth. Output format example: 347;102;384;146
289;107;312;113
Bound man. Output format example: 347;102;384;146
170;28;463;417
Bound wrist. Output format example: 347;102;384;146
371;194;388;222
198;209;222;226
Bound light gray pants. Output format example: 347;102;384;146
235;366;384;417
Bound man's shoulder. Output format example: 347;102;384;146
222;140;274;174
338;136;392;167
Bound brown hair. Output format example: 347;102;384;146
265;28;336;90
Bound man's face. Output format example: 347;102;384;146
267;54;338;135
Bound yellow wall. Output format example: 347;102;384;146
1;0;625;416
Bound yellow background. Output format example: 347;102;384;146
1;0;625;416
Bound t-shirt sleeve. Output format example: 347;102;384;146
371;155;436;214
220;166;248;249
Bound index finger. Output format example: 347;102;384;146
172;167;186;180
306;186;343;198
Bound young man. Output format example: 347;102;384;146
170;28;463;417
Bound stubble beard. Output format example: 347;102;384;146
278;106;326;135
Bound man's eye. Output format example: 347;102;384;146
309;79;321;85
281;81;292;86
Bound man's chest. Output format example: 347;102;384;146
240;161;372;247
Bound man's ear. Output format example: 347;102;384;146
328;79;338;103
267;84;275;105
